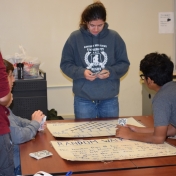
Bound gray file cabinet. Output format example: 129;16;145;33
142;76;176;116
10;70;48;120
142;83;155;115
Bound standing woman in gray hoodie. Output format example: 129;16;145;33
60;1;130;119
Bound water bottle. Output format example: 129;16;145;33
17;63;24;79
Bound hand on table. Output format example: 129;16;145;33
116;124;134;140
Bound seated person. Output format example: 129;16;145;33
116;52;176;144
3;59;46;175
0;53;15;176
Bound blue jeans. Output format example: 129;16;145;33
74;96;119;119
0;133;15;176
14;165;21;175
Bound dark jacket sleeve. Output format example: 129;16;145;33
106;33;130;80
60;34;86;80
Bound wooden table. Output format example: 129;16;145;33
20;116;176;176
73;166;176;176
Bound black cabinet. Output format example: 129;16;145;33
10;70;48;120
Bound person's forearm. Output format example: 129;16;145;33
0;92;11;106
129;132;165;144
10;122;39;144
167;125;176;136
134;126;154;133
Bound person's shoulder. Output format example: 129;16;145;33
108;29;122;38
107;29;125;45
69;30;82;37
66;30;82;44
8;110;19;126
153;82;176;102
8;108;15;119
161;81;176;93
8;108;28;123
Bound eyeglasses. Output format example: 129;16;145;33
140;74;145;80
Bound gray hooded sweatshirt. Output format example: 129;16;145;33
60;23;130;100
8;108;39;168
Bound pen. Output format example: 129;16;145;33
66;171;72;176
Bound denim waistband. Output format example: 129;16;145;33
92;100;100;103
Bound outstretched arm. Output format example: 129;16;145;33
167;124;176;137
116;124;168;144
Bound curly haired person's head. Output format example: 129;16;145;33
79;1;106;29
140;52;173;86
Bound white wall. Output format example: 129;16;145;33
0;0;174;118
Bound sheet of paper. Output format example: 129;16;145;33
159;12;174;33
47;117;144;138
50;138;176;161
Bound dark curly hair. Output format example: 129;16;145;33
79;1;106;29
140;52;173;86
3;59;14;74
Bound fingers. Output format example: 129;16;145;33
115;128;120;137
88;76;97;81
42;122;47;130
115;125;131;139
84;70;97;81
116;124;128;128
97;70;109;78
32;110;43;117
116;125;121;128
84;69;110;81
115;125;122;137
32;110;45;123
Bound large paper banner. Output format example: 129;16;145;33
50;138;176;161
47;117;144;138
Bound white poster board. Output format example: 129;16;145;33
47;117;144;138
50;138;176;161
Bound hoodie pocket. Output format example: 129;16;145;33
81;79;118;100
